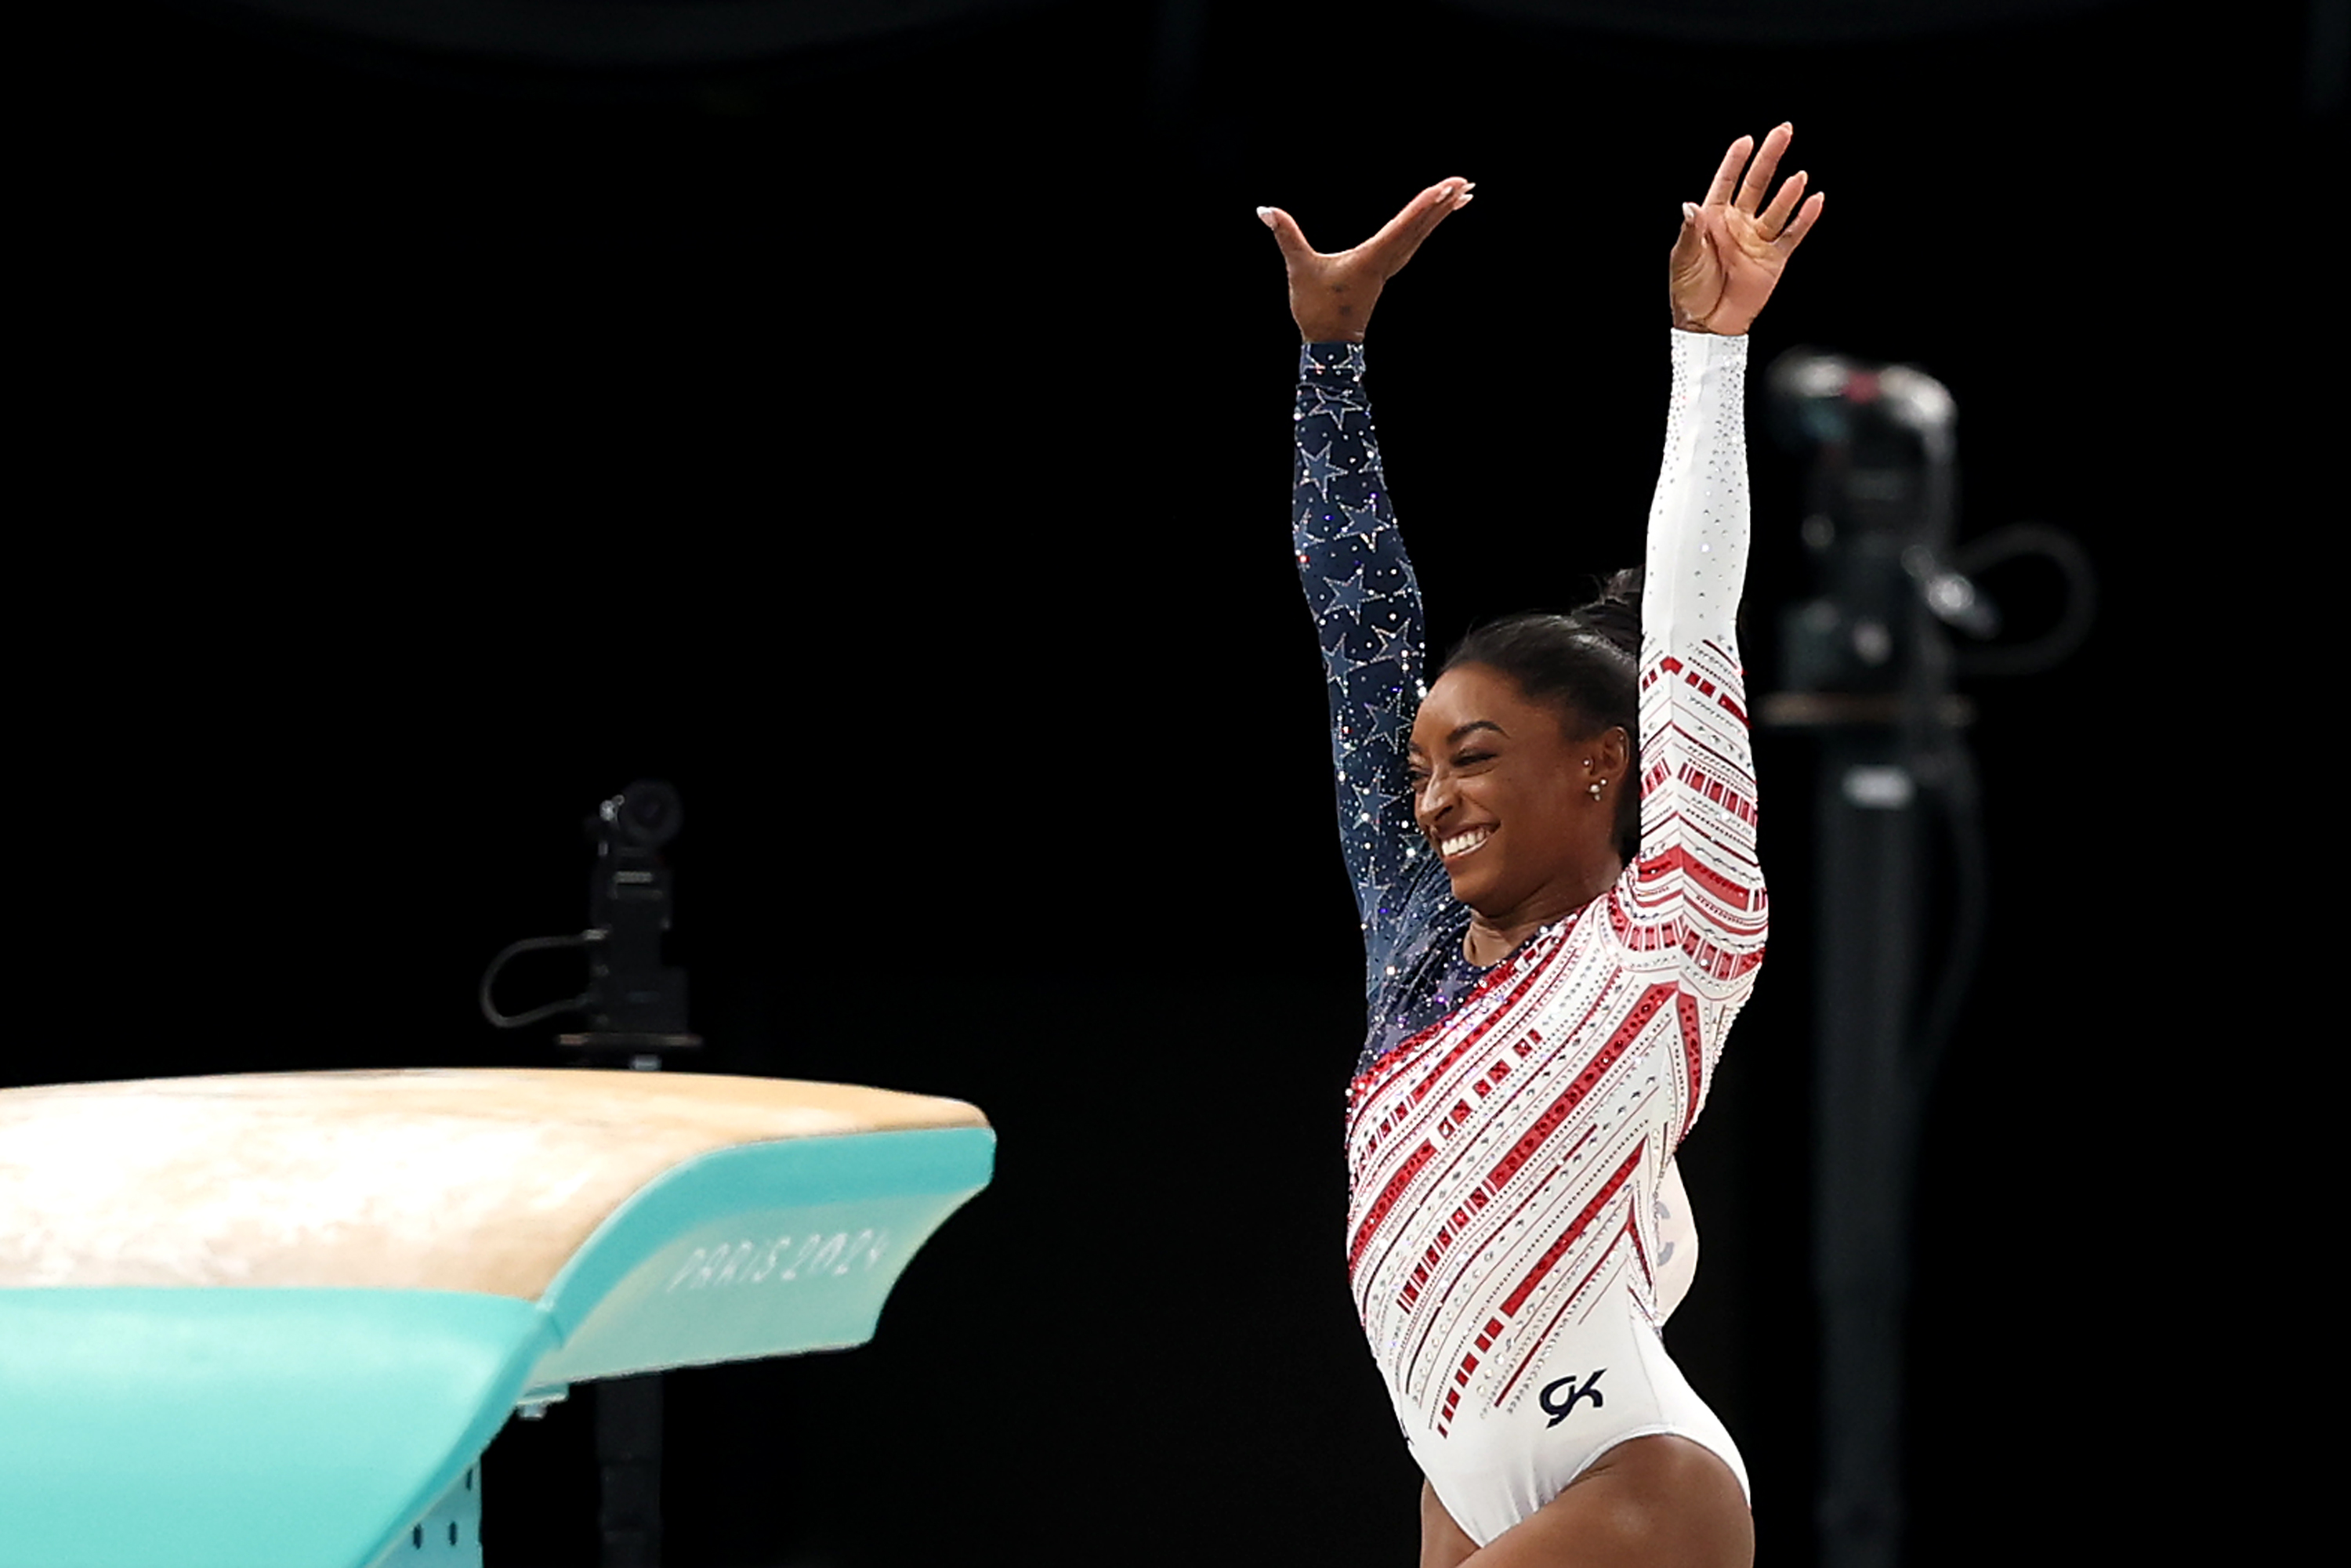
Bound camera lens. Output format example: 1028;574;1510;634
613;780;683;848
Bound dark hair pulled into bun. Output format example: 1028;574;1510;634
1440;567;1645;864
1569;567;1643;661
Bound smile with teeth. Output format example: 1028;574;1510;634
1439;827;1494;858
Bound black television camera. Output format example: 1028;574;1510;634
480;779;701;1068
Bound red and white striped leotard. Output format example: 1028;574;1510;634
1294;330;1764;1544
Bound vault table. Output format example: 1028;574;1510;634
0;1069;995;1567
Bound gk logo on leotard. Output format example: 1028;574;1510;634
1539;1369;1607;1427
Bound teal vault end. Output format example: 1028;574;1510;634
0;1124;994;1568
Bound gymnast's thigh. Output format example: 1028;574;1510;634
1422;1479;1480;1568
1468;1435;1752;1568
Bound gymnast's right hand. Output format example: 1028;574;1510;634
1259;178;1473;344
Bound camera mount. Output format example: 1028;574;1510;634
480;779;701;1069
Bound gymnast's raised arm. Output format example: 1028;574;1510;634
1638;129;1823;1023
1262;180;1472;984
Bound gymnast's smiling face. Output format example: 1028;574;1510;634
1407;663;1623;923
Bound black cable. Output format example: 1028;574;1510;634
1900;526;2089;1077
1952;522;2099;678
480;930;604;1029
1906;735;1989;1103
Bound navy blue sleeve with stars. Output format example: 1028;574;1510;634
1294;343;1451;996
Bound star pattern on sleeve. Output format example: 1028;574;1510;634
1297;440;1346;498
1364;619;1412;670
1361;697;1411;750
1310;385;1360;433
1291;342;1432;992
1335;500;1389;549
1351;777;1406;829
1320;567;1371;625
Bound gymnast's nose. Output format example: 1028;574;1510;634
1417;770;1455;830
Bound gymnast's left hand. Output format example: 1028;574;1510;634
1259;177;1473;344
1668;123;1825;336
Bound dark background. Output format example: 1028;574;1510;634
28;1;2328;1563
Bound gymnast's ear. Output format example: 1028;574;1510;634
1585;725;1632;785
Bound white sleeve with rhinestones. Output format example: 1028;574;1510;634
1634;331;1766;994
1643;330;1750;660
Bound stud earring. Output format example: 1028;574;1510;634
1588;780;1607;799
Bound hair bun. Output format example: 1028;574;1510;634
1569;567;1643;659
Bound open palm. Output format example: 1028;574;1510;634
1260;178;1474;343
1669;125;1824;336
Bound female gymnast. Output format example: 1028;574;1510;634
1259;127;1821;1567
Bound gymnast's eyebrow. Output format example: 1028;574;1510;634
1409;719;1507;754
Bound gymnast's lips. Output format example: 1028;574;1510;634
1437;825;1494;862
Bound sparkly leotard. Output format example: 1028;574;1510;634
1293;331;1764;1545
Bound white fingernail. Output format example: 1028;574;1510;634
1683;202;1699;221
